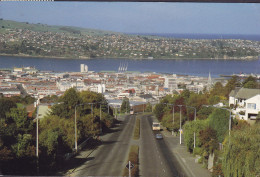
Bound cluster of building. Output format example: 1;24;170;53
1;27;260;59
0;64;219;101
1;64;259;122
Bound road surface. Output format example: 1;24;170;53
72;115;136;176
139;114;183;177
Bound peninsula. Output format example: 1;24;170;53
1;19;260;60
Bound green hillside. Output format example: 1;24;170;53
0;19;118;36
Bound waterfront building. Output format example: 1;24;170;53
164;75;178;91
80;64;88;72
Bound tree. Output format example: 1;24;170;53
145;102;152;112
243;80;258;89
121;98;130;113
6;108;32;134
183;119;209;152
187;93;208;111
180;89;190;102
242;76;257;86
198;127;218;162
210;82;225;97
11;134;35;158
39;115;72;154
224;76;241;97
154;103;166;121
51;88;81;118
222;124;260;177
197;107;214;120
0;98;17;119
208;109;230;143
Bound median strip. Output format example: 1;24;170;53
122;145;139;177
133;117;140;140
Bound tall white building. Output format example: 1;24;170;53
80;64;88;73
97;84;106;93
164;74;178;91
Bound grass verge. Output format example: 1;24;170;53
122;145;139;177
133;118;140;140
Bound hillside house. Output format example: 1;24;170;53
229;88;260;120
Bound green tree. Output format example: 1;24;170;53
145;102;152;112
187;93;208;111
154;103;166;121
198;127;218;160
6;108;32;134
180;89;190;102
121;98;130;113
208;109;230;143
243;80;258;89
11;134;35;158
210;82;225;97
0;98;17;119
39;115;72;154
183;119;209;152
51;88;81;118
222;124;260;177
224;76;241;97
208;95;221;105
242;76;257;86
197;107;214;120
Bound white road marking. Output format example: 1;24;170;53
163;169;166;173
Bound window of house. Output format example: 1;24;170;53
247;103;256;109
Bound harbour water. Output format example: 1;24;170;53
0;56;259;78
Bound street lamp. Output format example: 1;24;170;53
97;102;107;134
202;105;232;144
186;106;196;148
177;105;183;144
75;103;93;152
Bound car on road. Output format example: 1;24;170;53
155;133;163;139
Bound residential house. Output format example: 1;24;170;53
229;88;260;120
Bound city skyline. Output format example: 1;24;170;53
0;2;260;35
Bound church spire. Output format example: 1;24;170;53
207;72;212;91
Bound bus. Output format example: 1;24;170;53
152;122;160;131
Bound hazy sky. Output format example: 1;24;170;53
1;2;260;35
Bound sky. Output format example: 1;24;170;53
0;2;260;35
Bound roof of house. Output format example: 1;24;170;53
229;87;240;97
139;94;155;100
230;88;260;100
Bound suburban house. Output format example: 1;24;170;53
229;88;260;120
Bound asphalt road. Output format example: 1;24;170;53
139;114;183;177
68;114;184;177
72;115;136;176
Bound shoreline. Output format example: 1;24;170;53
0;53;259;61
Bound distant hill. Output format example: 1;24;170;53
0;19;119;36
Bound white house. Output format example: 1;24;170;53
229;88;260;120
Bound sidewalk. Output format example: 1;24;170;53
162;128;211;177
